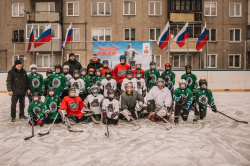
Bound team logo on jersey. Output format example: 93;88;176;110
108;104;113;112
69;102;78;110
180;94;187;98
52;78;61;88
164;75;171;83
33;106;41;114
96;81;102;87
91;99;99;107
105;82;111;90
49;102;57;112
32;78;40;88
73;82;79;89
187;77;193;86
137;81;142;89
150;74;156;83
199;95;208;105
118;69;126;76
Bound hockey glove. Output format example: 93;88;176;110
211;105;218;113
111;112;117;119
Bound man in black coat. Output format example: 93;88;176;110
63;53;82;76
6;60;30;122
87;54;103;72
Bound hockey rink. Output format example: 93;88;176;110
0;92;249;166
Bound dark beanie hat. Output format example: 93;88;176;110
69;53;75;57
14;60;22;66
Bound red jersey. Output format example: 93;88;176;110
60;96;86;118
100;67;113;76
133;69;145;78
113;63;131;84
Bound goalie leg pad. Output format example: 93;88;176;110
148;112;156;122
58;109;67;122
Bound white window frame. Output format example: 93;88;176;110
72;28;80;42
148;1;162;16
12;55;25;66
229;3;242;17
26;24;59;39
228;54;241;68
123;1;136;15
229;28;241;43
173;54;192;68
124;28;136;41
153;55;162;69
91;2;111;16
36;54;55;68
67;54;80;62
204;54;217;68
149;28;161;41
91;28;112;41
12;3;24;17
207;29;217;42
66;2;79;16
204;2;217;16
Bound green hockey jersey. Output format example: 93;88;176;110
193;88;215;109
181;73;198;92
28;73;44;95
44;95;61;119
27;101;45;118
144;69;160;90
50;73;68;96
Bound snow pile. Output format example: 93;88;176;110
0;92;250;165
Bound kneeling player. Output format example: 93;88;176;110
193;79;217;123
27;92;46;126
102;89;119;125
173;79;193;125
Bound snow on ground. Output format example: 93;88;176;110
0;92;250;166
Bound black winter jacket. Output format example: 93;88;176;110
121;90;144;111
87;58;103;72
6;67;29;95
63;59;82;76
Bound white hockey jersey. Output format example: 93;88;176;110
101;78;117;97
84;94;104;114
145;86;172;109
134;78;146;95
121;78;137;91
65;74;73;86
69;78;85;96
102;98;119;119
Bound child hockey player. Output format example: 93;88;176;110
95;69;104;88
145;62;160;90
102;89;119;125
121;69;137;92
161;63;175;97
101;70;117;98
43;69;53;96
27;92;46;126
133;63;145;78
63;65;73;86
44;87;61;123
193;79;218;123
69;70;85;96
50;64;68;99
134;70;146;97
173;79;193;125
80;68;88;100
84;84;104;122
100;60;112;76
181;65;198;92
28;64;44;102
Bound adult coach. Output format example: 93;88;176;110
6;60;30;122
87;54;103;71
63;53;82;76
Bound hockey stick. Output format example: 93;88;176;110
129;116;141;131
38;113;59;136
65;117;84;132
158;116;172;130
24;118;34;140
104;114;109;138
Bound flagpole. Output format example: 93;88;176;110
32;24;35;64
186;22;189;65
51;23;53;70
168;40;170;63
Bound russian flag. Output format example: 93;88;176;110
196;23;207;51
27;25;34;54
174;22;188;48
61;23;72;49
157;22;170;49
34;23;52;48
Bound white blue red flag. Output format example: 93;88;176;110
157;22;170;49
196;23;207;51
174;22;188;48
27;25;34;54
34;23;52;48
61;23;72;49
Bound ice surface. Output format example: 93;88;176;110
0;92;250;166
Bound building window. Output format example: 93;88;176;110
36;2;55;12
26;24;59;39
204;2;217;16
12;30;24;42
67;54;80;62
13;55;24;67
92;2;111;16
207;29;216;42
173;55;192;68
67;2;79;16
169;0;201;11
92;28;111;41
149;2;162;16
171;24;201;38
123;1;136;15
37;54;55;68
229;3;241;17
72;28;80;42
149;28;161;41
229;54;241;68
247;25;250;40
204;54;217;68
124;28;136;41
153;55;162;69
12;3;24;17
229;29;241;42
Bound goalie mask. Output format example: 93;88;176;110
46;69;53;78
55;64;62;74
105;70;112;81
80;68;87;76
126;70;133;80
103;60;109;69
32;92;40;102
63;65;70;74
73;70;80;79
157;78;165;89
95;69;102;77
88;68;95;76
125;82;133;94
30;64;37;74
179;79;187;90
48;87;55;97
135;70;142;79
68;88;76;98
91;84;100;97
107;89;115;100
199;79;207;90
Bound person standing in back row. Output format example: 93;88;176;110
63;53;82;76
87;54;103;72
